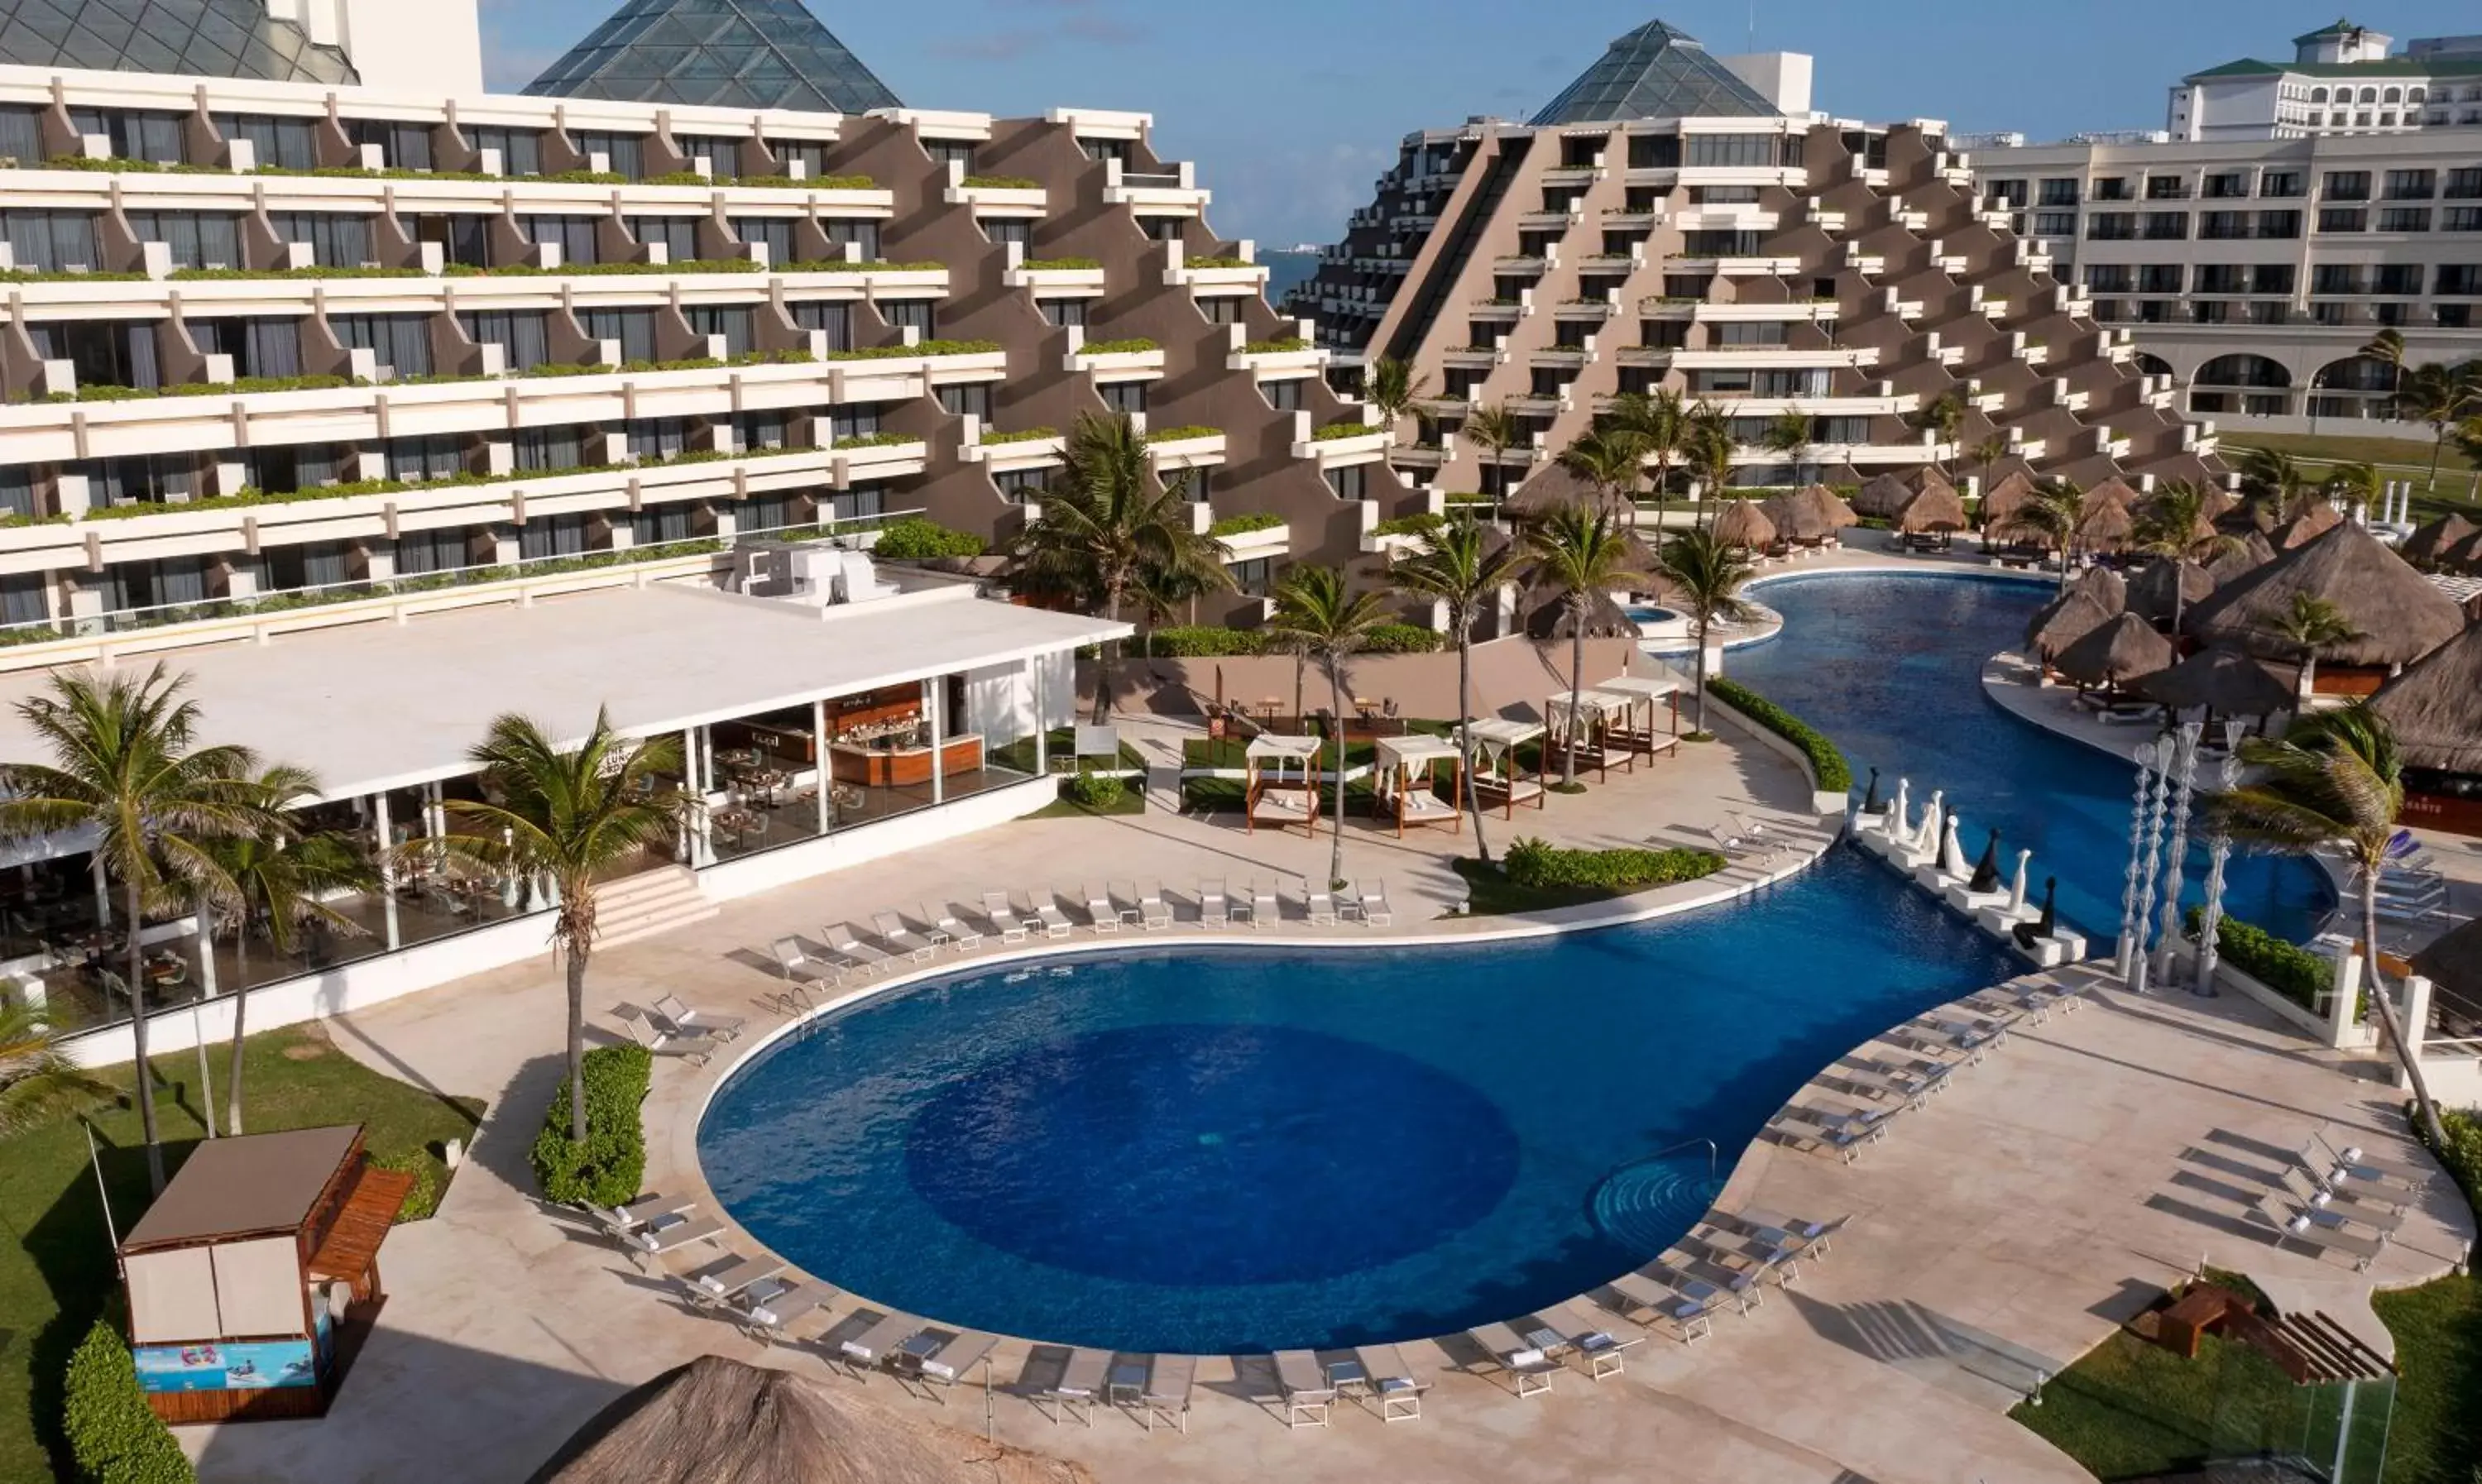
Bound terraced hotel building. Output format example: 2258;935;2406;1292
1286;21;2229;499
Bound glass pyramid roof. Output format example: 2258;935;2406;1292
525;0;900;114
1529;19;1776;126
0;0;356;84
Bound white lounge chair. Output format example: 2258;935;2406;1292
2311;1132;2432;1192
1305;880;1339;926
871;911;938;963
1250;880;1280;929
1198;879;1229;930
735;1276;831;1345
837;1310;927;1377
1605;1271;1719;1344
682;1252;783;1310
1084;884;1124;934
823;924;894;976
1137;1353;1195;1432
923;902;981;952
980;891;1030;945
615;1005;718;1065
769;938;833;1011
623;1214;725;1268
1355;1343;1430;1420
1039;1347;1113;1425
1272;1349;1334;1427
654;993;746;1042
586;1191;695;1238
1548;1303;1643;1381
1032;891;1074;939
2257;1194;2384;1271
1227;882;1255;927
2278;1166;2404;1234
1358;880;1392;926
894;1329;999;1402
1466;1322;1558;1398
1138;881;1173;931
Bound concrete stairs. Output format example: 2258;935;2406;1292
593;865;718;950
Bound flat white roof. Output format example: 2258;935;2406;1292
0;585;1128;801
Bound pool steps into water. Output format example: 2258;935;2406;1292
1850;783;2091;969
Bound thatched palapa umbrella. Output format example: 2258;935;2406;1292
1710;497;1776;552
1979;469;2039;532
2082;476;2141;511
1525;586;1639;640
2067;563;2127;615
1895;482;1969;537
2073;493;2135;553
2269;503;2342;550
2369;625;2482;778
2052;610;2175;693
2204;529;2276;585
2187;523;2469;670
2410;916;2482;1021
1852;472;1916;520
2401;512;2480;572
1761;483;1857;544
2024;589;2115;660
2127;557;2216;628
1502;462;1606;519
532;1355;1090;1484
2130;645;2298;723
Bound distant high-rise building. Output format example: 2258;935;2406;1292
1287;18;2220;500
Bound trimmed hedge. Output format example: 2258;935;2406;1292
1363;623;1445;654
65;1322;193;1484
1503;837;1724;892
870;517;985;560
2417;1105;2482;1218
1707;677;1852;792
1133;626;1272;658
2187;907;2331;1012
1066;773;1124;807
530;1043;653;1208
1205;512;1283;537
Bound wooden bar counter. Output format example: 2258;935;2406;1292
830;735;985;788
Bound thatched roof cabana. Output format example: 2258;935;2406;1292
1502;462;1609;519
2369;624;2482;776
2083;476;2140;510
1852;472;1916;520
2025;589;2115;660
2269;503;2343;550
2402;513;2480;572
2130;645;2298;720
1980;469;2039;529
1895;482;1969;534
2068;564;2128;614
2205;529;2277;584
2187;523;2470;668
1525;587;1639;640
2411;915;2482;1006
2053;611;2176;690
1761;484;1858;543
2442;526;2482;575
2127;557;2216;626
532;1355;1090;1484
1710;498;1776;551
2074;494;2135;552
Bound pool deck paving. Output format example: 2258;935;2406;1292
180;601;2476;1484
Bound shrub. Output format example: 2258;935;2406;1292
2415;1104;2482;1218
1205;511;1282;538
872;517;985;561
2184;907;2332;1012
961;175;1042;189
1147;424;1219;443
1132;626;1269;658
826;338;1001;361
1502;837;1725;892
1066;773;1124;807
65;1322;193;1484
1311;421;1375;440
374;1149;445;1223
1363;623;1445;654
1243;336;1310;354
1020;256;1100;270
529;1043;653;1207
1080;337;1158;356
1373;512;1445;540
1706;677;1852;792
980;426;1059;445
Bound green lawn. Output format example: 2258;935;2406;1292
1023;778;1148;818
2013;1272;2482;1483
2222;430;2478;481
0;1025;483;1482
987;727;1148;773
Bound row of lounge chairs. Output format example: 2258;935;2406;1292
612;995;750;1066
1764;980;2085;1163
2249;1130;2428;1273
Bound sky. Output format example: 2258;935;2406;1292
478;0;2482;248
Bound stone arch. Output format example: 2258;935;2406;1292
2195;353;2291;389
2134;352;2174;380
2311;87;2330;103
2313;354;2395;393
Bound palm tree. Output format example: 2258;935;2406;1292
0;664;276;1192
1263;567;1392;888
2261;592;2360;699
2208;705;2446;1147
425;713;687;1145
2321;460;2382;519
2358;328;2406;397
2130;479;2240;633
1683;400;1737;529
1997;476;2085;591
0;1001;110;1137
1011;413;1235;724
1390;518;1522;862
1523;504;1647;785
1463;403;1521;506
1965;433;2010;525
203;767;373;1137
1656;528;1759;733
2235;445;2313;527
1608;387;1688;510
1556;425;1648;514
1761;407;1813;486
2392;360;2482;494
1908;389;1969;477
1362;356;1429;445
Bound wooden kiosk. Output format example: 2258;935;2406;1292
1244;733;1322;835
1373;735;1464;835
117;1125;409;1424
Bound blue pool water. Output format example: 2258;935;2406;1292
1728;572;2332;945
699;851;2015;1353
697;568;2330;1353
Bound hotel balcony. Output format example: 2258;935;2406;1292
1161;242;1269;290
1468;299;1528;323
1599;208;1665;230
1517;208;1584;232
1061;330;1166;380
1143;424;1229;472
941;168;1048;216
1690;300;1841;323
1660;347;1879;371
961;426;1069;473
1204;515;1289;561
1552;298;1619;322
1529;345;1593;370
1415;395;1471;419
1288;414;1392;469
1440;345;1509;370
1225;329;1325;377
1671;208;1780;232
1539;163;1606;186
1669;255;1804;277
1504;393;1566;418
1003;255;1108;294
1492;254;1551;276
1677;165;1807;190
1100;160;1210;215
